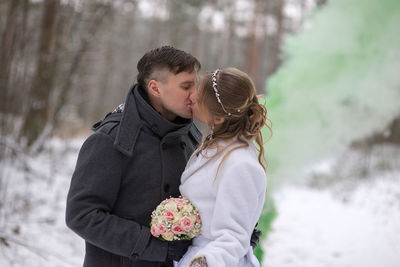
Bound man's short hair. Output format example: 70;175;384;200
137;46;201;88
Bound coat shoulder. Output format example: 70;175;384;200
219;142;266;184
91;112;122;139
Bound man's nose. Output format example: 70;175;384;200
189;87;197;101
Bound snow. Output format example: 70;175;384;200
0;138;85;267
262;146;400;267
1;139;399;267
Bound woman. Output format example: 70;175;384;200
175;68;271;267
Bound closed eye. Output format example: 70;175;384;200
180;81;195;90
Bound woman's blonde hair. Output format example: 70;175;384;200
196;68;272;171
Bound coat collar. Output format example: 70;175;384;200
134;85;191;138
180;139;240;184
114;84;201;157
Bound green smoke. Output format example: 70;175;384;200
264;0;400;185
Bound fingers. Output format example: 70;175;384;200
189;255;208;267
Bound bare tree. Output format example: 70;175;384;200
147;0;166;48
167;0;187;47
19;0;61;147
246;0;262;91
264;0;285;91
0;0;313;146
217;0;236;67
0;0;20;115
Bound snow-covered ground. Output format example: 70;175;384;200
0;139;399;267
0;139;85;267
262;145;400;267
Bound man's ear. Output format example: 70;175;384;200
148;80;160;97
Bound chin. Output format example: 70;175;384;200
177;111;193;119
181;114;193;119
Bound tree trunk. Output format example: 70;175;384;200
95;8;115;120
0;0;20;115
264;0;284;93
220;0;236;67
18;0;32;108
50;4;112;135
201;17;213;69
19;0;60;147
148;0;164;48
246;0;261;90
271;0;284;73
26;3;112;152
190;20;200;58
168;0;186;47
299;0;306;25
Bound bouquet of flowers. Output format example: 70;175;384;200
150;196;202;241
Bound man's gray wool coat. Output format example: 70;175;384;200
65;84;202;267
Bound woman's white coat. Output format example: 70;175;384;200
175;139;267;267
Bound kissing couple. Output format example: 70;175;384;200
66;45;270;267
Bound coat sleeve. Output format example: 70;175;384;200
193;156;266;266
65;132;167;261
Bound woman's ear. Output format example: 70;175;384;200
148;80;160;97
213;116;225;126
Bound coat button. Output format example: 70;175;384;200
151;125;158;133
161;143;167;150
164;184;170;193
180;142;186;149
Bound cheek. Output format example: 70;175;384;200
193;103;200;114
179;92;191;104
165;90;182;104
194;104;209;123
165;88;190;108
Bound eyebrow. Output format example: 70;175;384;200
180;81;195;86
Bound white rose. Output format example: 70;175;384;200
162;231;174;241
182;204;193;213
164;201;178;212
173;213;183;223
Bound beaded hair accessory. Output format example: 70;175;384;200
212;69;232;116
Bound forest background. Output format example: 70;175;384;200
1;0;400;266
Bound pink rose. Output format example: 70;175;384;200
151;225;160;237
172;224;184;235
157;224;167;235
163;210;175;221
180;217;194;232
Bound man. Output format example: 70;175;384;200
66;46;202;267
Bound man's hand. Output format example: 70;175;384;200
250;227;262;249
167;240;191;261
